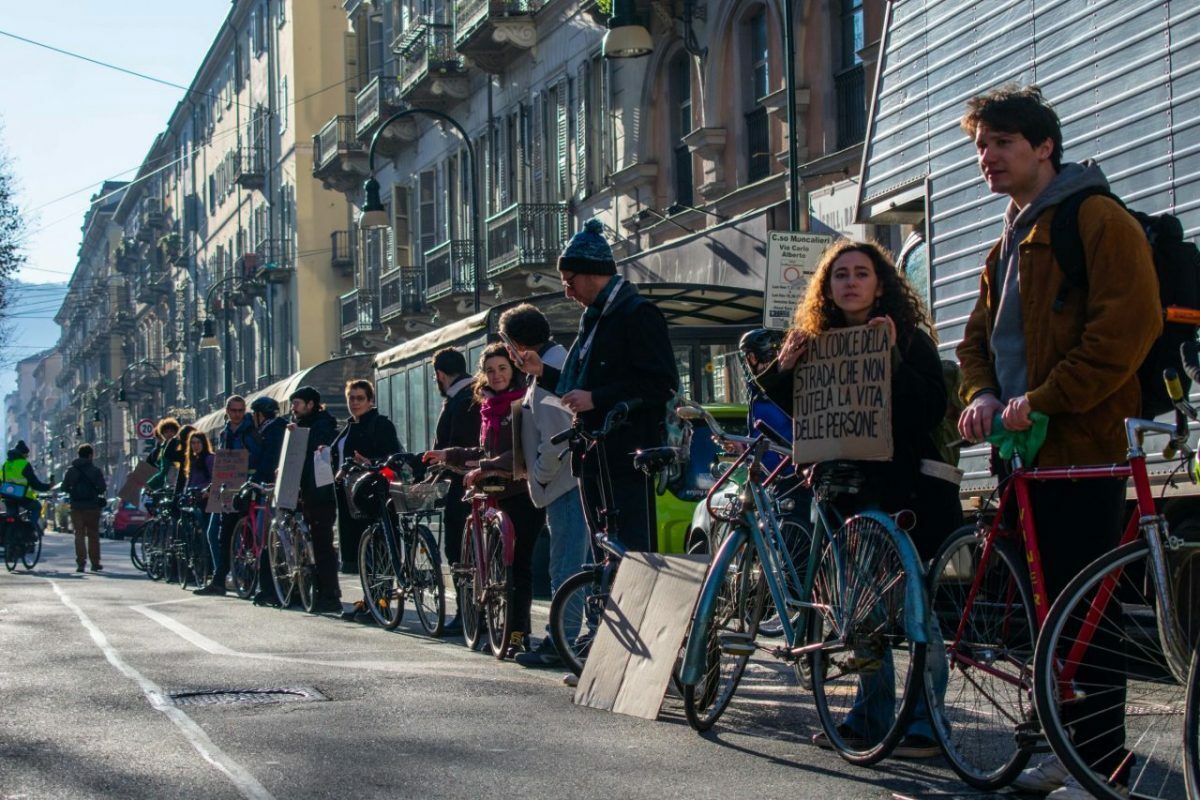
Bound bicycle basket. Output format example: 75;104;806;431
346;470;389;519
230;484;261;514
391;480;450;513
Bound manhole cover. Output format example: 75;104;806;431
161;687;328;707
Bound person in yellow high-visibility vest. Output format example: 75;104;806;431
1;440;52;530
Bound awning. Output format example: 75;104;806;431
195;354;375;440
639;284;763;326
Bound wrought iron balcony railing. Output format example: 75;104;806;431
424;239;476;301
486;203;568;277
379;266;425;321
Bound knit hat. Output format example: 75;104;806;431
289;386;322;406
13;440;28;457
558;218;616;276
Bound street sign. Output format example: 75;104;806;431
136;418;156;439
763;232;832;330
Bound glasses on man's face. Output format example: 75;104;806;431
228;406;246;415
561;272;579;286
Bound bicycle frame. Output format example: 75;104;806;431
464;489;515;603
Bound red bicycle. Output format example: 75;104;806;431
928;368;1197;799
228;481;275;600
453;471;517;659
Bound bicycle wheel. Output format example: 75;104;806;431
130;524;148;572
927;524;1036;789
1187;647;1200;800
410;524;445;636
145;522;167;581
809;513;926;766
458;521;483;650
1033;539;1190;800
682;528;767;731
22;529;41;570
550;568;603;676
359;524;403;630
5;526;21;572
229;517;258;599
484;517;513;660
174;518;194;587
268;520;296;607
189;519;213;589
296;526;317;613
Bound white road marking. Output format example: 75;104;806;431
50;580;276;800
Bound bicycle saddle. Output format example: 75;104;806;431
633;447;681;475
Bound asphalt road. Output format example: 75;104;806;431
0;531;1012;799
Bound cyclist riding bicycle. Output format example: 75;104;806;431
1;440;51;533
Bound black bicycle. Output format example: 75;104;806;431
340;453;448;635
3;503;41;572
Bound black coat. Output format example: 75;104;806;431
542;281;679;475
295;408;338;506
434;380;481;451
62;458;106;510
254;417;287;484
331;408;403;471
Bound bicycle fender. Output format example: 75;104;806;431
680;524;750;686
856;510;930;644
483;508;516;565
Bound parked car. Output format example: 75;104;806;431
110;499;149;539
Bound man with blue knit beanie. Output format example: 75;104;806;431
518;218;679;552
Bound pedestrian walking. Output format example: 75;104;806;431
955;85;1160;799
62;443;106;572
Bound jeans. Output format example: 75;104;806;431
543;488;589;638
844;614;948;741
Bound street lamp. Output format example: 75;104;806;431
199;275;258;396
199;319;219;350
360;108;485;314
603;0;652;58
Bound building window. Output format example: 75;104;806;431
419;170;437;258
745;10;771;182
749;11;769;102
669;53;693;207
836;0;866;148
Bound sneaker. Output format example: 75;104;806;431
91;565;103;572
892;734;940;759
314;596;343;614
442;616;463;635
563;673;579;687
193;583;227;596
514;637;563;668
504;631;529;657
812;724;867;751
1047;775;1128;799
75;564;85;573
340;599;372;622
1013;757;1070;793
252;590;281;608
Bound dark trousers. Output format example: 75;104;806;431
70;509;102;568
211;512;242;586
442;478;467;565
502;493;546;636
1029;476;1128;774
303;502;341;599
579;468;655;553
335;489;368;571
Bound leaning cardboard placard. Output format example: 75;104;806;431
792;323;893;463
205;449;250;513
117;461;156;506
274;427;309;510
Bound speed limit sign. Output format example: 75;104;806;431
136;418;156;439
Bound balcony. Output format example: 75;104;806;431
835;64;866;150
379;267;425;322
312;115;369;194
424;239;476;314
139;197;165;234
486;203;568;285
396;21;468;106
331;230;355;274
135;269;170;305
454;0;540;74
235;146;266;190
355;76;411;155
339;289;383;342
254;238;295;284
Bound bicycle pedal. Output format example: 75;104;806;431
1014;720;1049;753
718;632;756;656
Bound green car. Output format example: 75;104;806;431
655;404;748;555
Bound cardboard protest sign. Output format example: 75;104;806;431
573;553;708;720
792;323;892;463
274;426;309;510
117;461;156;506
205;449;250;513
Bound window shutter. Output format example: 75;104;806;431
576;63;589;200
556;82;569;201
530;93;544;204
392;185;411;266
496;125;506;210
516;102;528;203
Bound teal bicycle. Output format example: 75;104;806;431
677;402;932;765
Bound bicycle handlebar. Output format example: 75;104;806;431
550;399;644;446
677;401;792;459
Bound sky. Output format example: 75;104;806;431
0;1;231;398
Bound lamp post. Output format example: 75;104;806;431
198;274;254;398
359;108;484;314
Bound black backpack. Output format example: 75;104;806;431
1050;187;1200;418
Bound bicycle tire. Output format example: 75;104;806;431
229;517;258;599
5;526;21;572
21;529;41;570
189;518;213;589
681;529;767;731
550;568;604;676
359;524;403;629
268;519;296;607
296;521;317;613
410;524;445;636
129;524;148;572
809;513;926;766
1186;647;1200;800
458;520;484;650
927;523;1035;790
174;517;194;587
145;521;167;581
1033;539;1190;800
485;516;513;660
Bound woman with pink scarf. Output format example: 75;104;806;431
424;343;546;656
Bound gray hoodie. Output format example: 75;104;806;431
991;160;1110;400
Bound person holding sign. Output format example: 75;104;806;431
771;239;960;759
196;396;261;596
424;344;544;657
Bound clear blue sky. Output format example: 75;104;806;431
0;1;230;393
